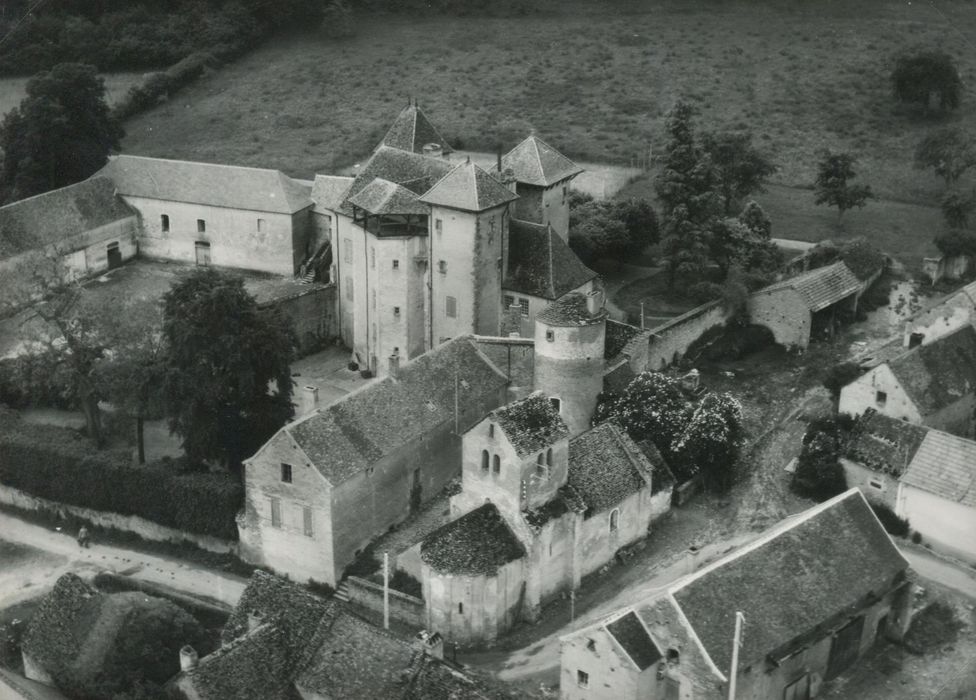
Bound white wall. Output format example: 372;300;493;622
900;486;976;563
839;364;923;424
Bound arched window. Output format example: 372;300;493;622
481;450;489;472
537;453;545;465
667;648;680;665
609;509;619;532
492;455;501;474
546;448;553;466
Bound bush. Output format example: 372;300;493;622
903;601;964;654
390;569;423;598
871;502;910;538
113;52;218;120
822;362;863;401
0;411;242;540
791;426;848;502
344;543;379;578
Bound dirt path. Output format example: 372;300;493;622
0;512;246;608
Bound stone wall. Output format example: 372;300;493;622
839;364;923;424
260;284;338;357
343;575;425;628
747;287;812;349
645;301;732;370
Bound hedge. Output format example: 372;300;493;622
0;411;242;540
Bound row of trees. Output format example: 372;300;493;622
2;256;296;471
913;127;976;260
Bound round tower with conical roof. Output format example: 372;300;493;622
533;290;607;437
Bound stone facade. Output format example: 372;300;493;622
645;301;731;370
747;287;812;349
839;364;923;424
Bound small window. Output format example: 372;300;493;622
537;453;545;465
550;397;561;412
562;185;568;204
270;498;281;528
577;670;589;688
343;238;352;264
160;214;170;232
446;296;457;318
458;602;464;614
875;391;887;407
488;423;494;437
393;306;400;317
609;509;619;532
492;454;500;474
435;219;443;234
546;448;553;466
280;463;293;483
303;506;313;537
667;648;680;664
504;294;515;310
869;478;884;490
481;450;489;472
370;247;375;269
345;277;353;301
518;298;529;316
257;218;266;232
908;332;924;349
546;329;555;342
438;260;447;274
392;259;399;269
197;219;206;233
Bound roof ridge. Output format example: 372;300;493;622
664;592;727;682
1;175;114;211
112;153;291;177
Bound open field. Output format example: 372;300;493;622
120;0;976;209
0;72;144;118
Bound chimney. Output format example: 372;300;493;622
585;289;604;316
422;143;443;159
179;645;199;672
389;349;401;379
414;630;444;660
302;385;319;415
247;610;264;632
502;167;517;193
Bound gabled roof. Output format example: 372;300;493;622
280;337;508;484
340;145;454;216
184;623;294;700
347;177;428;216
537;291;607;326
97;155;312;214
310;174;354;214
902;428;976;509
669;490;907;675
886;325;976;414
420;503;526;575
501;135;583;187
380;104;453;155
490;391;569;457
568;421;653;514
759;261;861;312
419;161;518;212
843;409;928;477
605;611;662;671
504;220;597;300
0;177;135;260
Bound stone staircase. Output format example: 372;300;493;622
335;580;351;603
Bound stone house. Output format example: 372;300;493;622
560;489;913;700
748;261;862;350
238;336;509;587
500;135;584;239
842;410;976;562
414;393;672;645
172;571;496;700
901;279;976;349
97;154;314;276
839;325;976;438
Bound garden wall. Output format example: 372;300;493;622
645;301;732;370
343;575;425;628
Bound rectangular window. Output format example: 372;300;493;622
270;497;281;528
345;277;353;301
343;238;352;264
438;260;447;274
435;219;443;234
197;219;206;233
546;329;555;342
518;298;529;316
393;306;400;317
392;259;399;269
446;296;457;318
303;506;313;537
160;214;170;232
550;397;561;412
577;670;589;688
257;218;266;232
280;463;293;483
504;295;515;310
875;391;887;407
370;247;375;269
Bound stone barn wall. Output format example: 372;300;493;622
645;301;732;370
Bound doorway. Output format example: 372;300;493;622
195;241;211;266
106;241;122;269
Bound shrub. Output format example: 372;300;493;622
903;601;964;654
822;362;863;401
870;502;910;538
791;429;847;501
0;410;242;540
344;543;379;578
390;570;422;599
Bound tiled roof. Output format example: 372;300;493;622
380;104;453;155
843;409;928;477
310;174;353;214
605;610;662;670
886;325;976;414
421;503;526;575
185;623;294;700
504;220;597;300
340;146;454;216
501;136;583;187
759;261;861;312
491;391;569;457
670;490;907;675
537;291;607;326
347;177;428;216
902;428;976;508
605;319;642;360
403;654;500;700
283;337;508;484
98;155;312;214
419;161;518;212
0;177;135;260
568;421;652;514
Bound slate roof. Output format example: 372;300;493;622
901;428;976;509
421;503;526;575
759;261;861;312
97;155;312;214
491;391;569;457
184;623;294;700
0;177;135;260
886;325;976;414
670;489;907;675
606;611;662;670
504;220;597;300
347;177;428;215
568;421;652;514
537;291;607;326
340;146;454;216
419;161;518;212
843;409;928;477
282;337;508;484
310;174;354;214
605;319;642;360
380;104;453;155
501;135;583;187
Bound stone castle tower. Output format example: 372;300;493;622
533;290;607;437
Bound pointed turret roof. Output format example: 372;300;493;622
419;161;518;212
501;135;583;187
346;178;427;216
379;103;453;155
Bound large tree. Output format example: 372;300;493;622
914;128;976;187
891;49;962;115
161;268;296;469
568;200;632;263
941;188;976;230
0;62;123;200
702;131;777;215
813;151;874;220
654;101;718;224
673;392;745;492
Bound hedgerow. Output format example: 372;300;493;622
0;410;241;540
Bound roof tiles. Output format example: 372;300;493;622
902;429;976;508
380;104;453;155
760;261;861;312
568;421;652;514
606;611;662;670
537;291;606;326
491;391;569;457
887;325;976;414
347;177;428;215
504;220;597;300
420;161;518;212
310;174;354;214
501;136;583;187
420;503;526;575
